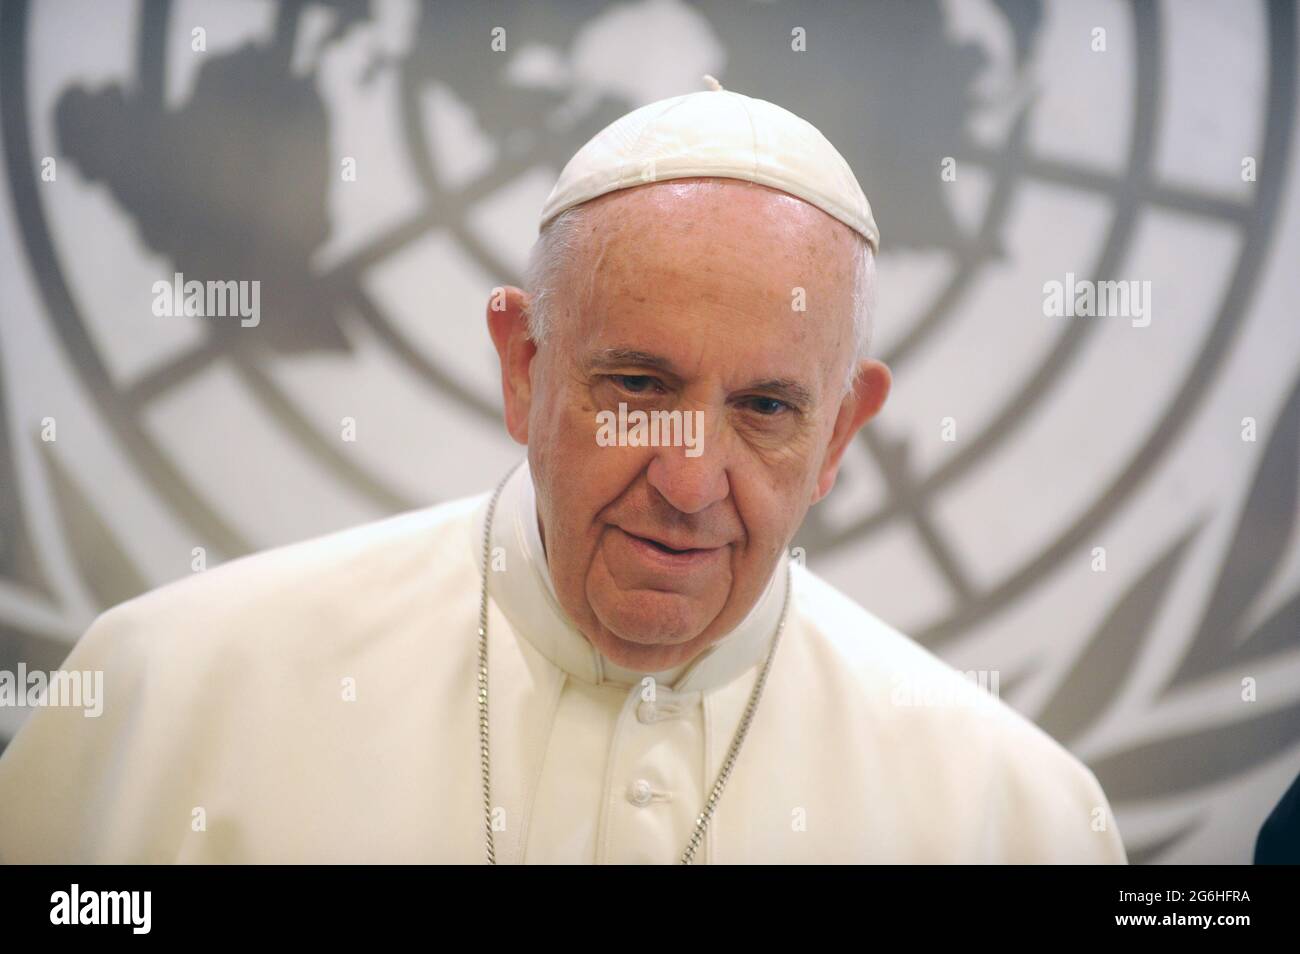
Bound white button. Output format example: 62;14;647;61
628;779;653;807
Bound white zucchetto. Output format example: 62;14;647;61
539;77;880;251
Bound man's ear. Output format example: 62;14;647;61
486;285;537;445
812;359;892;504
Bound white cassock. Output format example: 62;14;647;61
0;462;1127;863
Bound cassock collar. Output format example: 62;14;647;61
471;460;790;693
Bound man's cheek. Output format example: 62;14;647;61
747;478;806;542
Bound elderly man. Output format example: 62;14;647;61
0;84;1126;864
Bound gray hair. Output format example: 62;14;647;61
524;200;876;395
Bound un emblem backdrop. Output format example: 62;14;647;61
1;0;1298;863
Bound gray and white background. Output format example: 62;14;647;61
0;0;1297;863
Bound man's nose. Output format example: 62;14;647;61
645;443;729;515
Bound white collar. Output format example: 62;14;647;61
472;461;789;692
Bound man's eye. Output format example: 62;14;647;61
615;375;659;394
746;396;790;416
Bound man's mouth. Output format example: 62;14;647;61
617;528;725;567
639;536;691;555
627;531;711;554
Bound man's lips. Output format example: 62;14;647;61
615;527;727;568
623;528;722;553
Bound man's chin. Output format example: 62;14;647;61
592;631;705;672
588;594;716;669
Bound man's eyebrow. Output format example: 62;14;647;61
585;350;816;407
747;379;815;409
585;349;678;373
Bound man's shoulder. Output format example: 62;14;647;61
788;564;1125;861
789;562;988;700
83;491;490;664
788;564;1116;815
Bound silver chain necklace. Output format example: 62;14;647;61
477;464;792;864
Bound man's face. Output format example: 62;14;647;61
495;179;888;672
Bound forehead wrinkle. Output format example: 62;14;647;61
555;213;618;341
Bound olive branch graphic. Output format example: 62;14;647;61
1037;365;1300;862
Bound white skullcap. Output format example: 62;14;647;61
539;77;880;252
